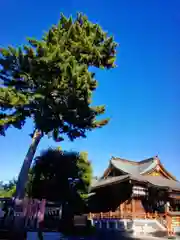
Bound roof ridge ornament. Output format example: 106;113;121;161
154;155;160;164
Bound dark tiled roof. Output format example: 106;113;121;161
91;174;180;191
91;175;129;189
131;175;180;191
110;157;158;175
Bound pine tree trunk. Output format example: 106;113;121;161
15;129;43;199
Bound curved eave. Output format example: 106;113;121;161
101;163;113;179
102;160;129;179
110;159;131;174
141;162;177;181
110;158;156;176
160;164;177;181
91;175;130;190
91;174;180;192
140;161;157;174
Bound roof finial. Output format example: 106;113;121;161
154;155;160;164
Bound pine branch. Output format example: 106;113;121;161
0;13;118;139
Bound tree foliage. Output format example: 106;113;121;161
0;13;117;141
0;180;16;198
26;148;92;205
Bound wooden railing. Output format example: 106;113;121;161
88;211;166;220
167;212;180;233
88;211;180;232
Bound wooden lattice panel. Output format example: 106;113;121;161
172;216;180;227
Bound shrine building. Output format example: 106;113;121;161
88;156;180;234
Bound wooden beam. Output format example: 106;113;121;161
101;164;112;178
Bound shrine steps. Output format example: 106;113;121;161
132;219;168;238
92;218;169;238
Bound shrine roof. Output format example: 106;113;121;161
91;175;129;189
91;174;180;191
110;156;158;175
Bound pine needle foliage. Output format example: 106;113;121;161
0;13;117;141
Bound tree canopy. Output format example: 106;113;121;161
26;148;92;205
0;13;117;141
0;180;16;198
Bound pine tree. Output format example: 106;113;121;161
0;13;117;198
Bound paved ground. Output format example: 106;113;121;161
27;231;172;239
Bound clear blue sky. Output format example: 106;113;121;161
1;0;180;182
